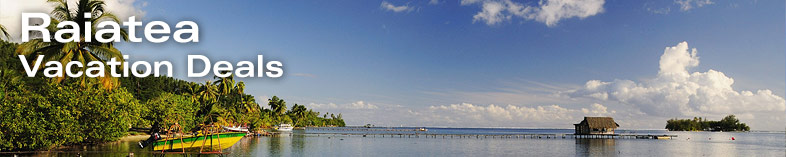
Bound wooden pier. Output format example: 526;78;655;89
303;132;676;139
308;127;426;132
304;128;676;139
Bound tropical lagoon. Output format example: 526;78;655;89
1;0;785;156
8;128;784;156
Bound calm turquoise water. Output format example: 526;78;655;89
8;128;786;156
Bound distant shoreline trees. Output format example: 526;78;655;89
265;96;346;127
665;115;750;131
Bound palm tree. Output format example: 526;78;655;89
198;81;218;110
235;82;245;94
185;83;201;103
290;104;307;126
239;94;258;113
199;81;218;104
213;71;236;95
16;0;129;88
267;96;287;120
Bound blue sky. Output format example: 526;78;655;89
2;0;784;130
126;0;786;130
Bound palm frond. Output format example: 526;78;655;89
49;0;72;22
85;44;123;61
0;24;11;40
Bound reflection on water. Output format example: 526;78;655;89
291;133;306;155
575;139;617;157
5;129;784;156
221;131;784;157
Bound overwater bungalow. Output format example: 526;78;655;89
574;117;619;135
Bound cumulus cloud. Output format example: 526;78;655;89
0;0;146;41
562;41;786;117
380;1;413;13
461;0;605;26
675;0;713;11
581;103;615;116
307;101;378;110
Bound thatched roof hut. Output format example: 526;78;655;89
574;117;619;135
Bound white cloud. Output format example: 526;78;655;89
348;101;379;109
462;0;605;27
646;6;671;15
306;101;378;110
380;1;413;13
0;0;146;41
472;1;509;25
581;103;615;116
306;102;339;109
562;41;786;117
675;0;714;11
429;0;440;5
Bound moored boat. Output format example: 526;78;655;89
274;124;294;132
223;126;249;133
152;132;246;151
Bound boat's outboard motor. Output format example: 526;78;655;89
139;123;162;148
138;132;160;148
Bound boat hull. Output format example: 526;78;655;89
275;128;293;132
153;132;246;151
274;124;294;132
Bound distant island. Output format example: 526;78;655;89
665;115;750;131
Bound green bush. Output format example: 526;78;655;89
0;83;76;151
0;82;142;151
142;93;199;132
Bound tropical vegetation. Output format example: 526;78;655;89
665;115;750;132
0;0;343;151
17;0;129;89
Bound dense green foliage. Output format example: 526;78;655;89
140;93;199;132
265;97;346;127
665;115;750;131
0;0;346;151
0;39;345;151
1;40;142;150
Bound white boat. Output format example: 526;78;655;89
274;124;293;132
223;126;249;132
